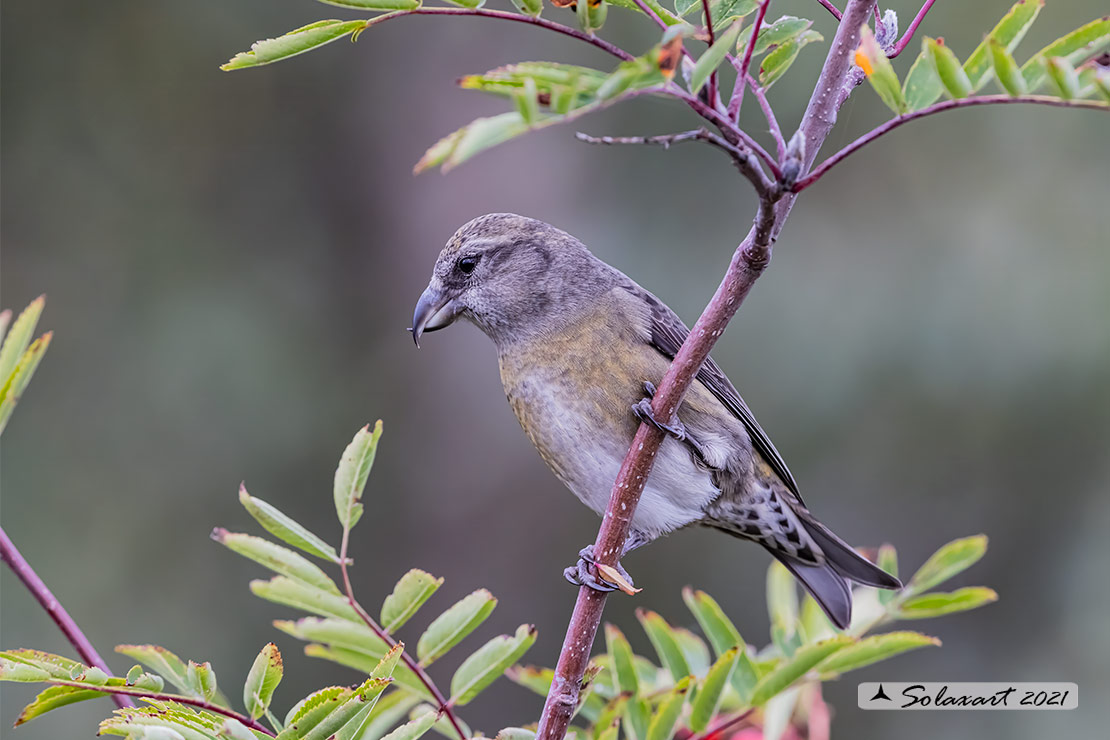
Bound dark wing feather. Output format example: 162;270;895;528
626;284;802;498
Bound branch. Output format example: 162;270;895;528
727;0;772;120
729;64;786;160
364;7;633;62
43;680;273;736
337;525;466;740
688;707;757;740
815;0;842;21
0;525;134;710
701;0;720;106
890;0;936;58
536;5;874;737
793;95;1110;192
669;84;783;178
576;129;775;195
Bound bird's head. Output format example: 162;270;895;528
411;213;614;347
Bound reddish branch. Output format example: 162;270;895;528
728;0;772;120
815;0;843;21
0;526;134;710
535;3;874;738
890;0;937;57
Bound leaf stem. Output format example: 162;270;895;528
793;95;1109;192
890;0;936;58
337;526;467;740
0;525;134;710
43;680;272;735
727;0;772;121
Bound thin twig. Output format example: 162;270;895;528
632;0;669;32
0;526;134;710
364;7;633;62
728;0;772;120
816;0;842;21
43;680;273;735
669;83;783;178
727;60;787;160
701;0;720;107
890;0;936;58
688;707;757;740
337;527;466;740
535;6;875;736
793;95;1109;192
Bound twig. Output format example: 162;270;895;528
728;0;772;120
534;5;875;737
701;0;720;107
669;84;783;178
363;7;633;62
890;0;936;58
43;680;273;736
337;526;466;740
576;128;775;195
793;95;1109;192
632;0;669;32
0;526;134;710
816;0;842;21
729;64;786;160
688;707;756;740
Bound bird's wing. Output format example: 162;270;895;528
622;283;802;498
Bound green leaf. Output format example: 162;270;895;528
238;485;340;563
636;610;690;682
690;20;745;95
295;677;392;740
766;561;798;645
0;310;11;353
342;691;421;740
963;0;1043;91
761;686;799;740
509;0;543;17
449;624;537;705
299;646;432;699
14;684;114;726
282;686;352;737
414;112;532;174
672;627;711;677
898;587;999;619
0;296;44;387
903;46;944;111
99;702;229;739
759;29;823;88
683;587;741;655
877;544;899;607
243;643;283;720
749;636;852;706
274;617;388;655
212;529;340;594
316;0;421;8
856;24;906;114
576;0;608;34
250;576;360;621
603;624;638;695
114;645;193;695
624;698;652;740
818;631;940;676
379;710;437;740
709;0;759;31
1045;56;1081;99
415;589;497;665
689;647;739;732
335;421;383;531
645;676;692;740
906;534;988;596
185;661;219;703
381;570;444;633
0;331;51;436
593;695;627;739
222;20;369;71
1022;17;1110;90
674;0;700;17
736;16;812;58
926;37;973;98
609;0;681;25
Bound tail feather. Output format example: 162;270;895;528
798;515;902;590
771;551;853;629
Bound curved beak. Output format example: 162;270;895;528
411;283;460;347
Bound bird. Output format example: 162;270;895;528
411;213;901;628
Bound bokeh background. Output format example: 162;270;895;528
2;0;1107;737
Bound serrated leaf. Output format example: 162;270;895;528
672;627;710;677
0;658;53;682
415;112;532;174
345;690;421;740
99;702;227;739
736;15;812;58
963;0;1043;91
301;645;429;699
1045;56;1081;99
749;637;852;706
115;645;192;695
381;570;443;632
505;664;552;697
282;685;351;733
926;37;972;98
0;331;52;436
222;20;369;71
250;576;360;621
636;610;690;682
274;617;388;655
709;0;759;31
1022;17;1110;90
683;587;742;655
186;661;219;703
335;421;382;531
759;29;823;88
818;631;940;676
624;697;652;740
690;20;744;94
379;710;437;740
856;24;906;114
212;529;340;594
906;535;988;596
645;676;692;740
14;684;110;725
603;624;638;695
898;587;999;619
243;643;283;720
449;624;537;705
0;296;44;387
415;589;497;665
238;485;339;563
221;719;258;740
690;647;739;732
989;38;1027;95
296;678;392;740
334;650;404;740
903;46;944;110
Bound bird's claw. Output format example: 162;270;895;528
564;545;636;594
632;386;687;441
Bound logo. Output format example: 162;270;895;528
858;683;1078;710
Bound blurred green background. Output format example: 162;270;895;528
2;0;1107;737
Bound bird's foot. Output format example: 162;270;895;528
564;545;638;594
633;381;687;441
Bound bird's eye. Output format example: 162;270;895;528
457;255;479;275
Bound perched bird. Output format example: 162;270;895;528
412;213;900;628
